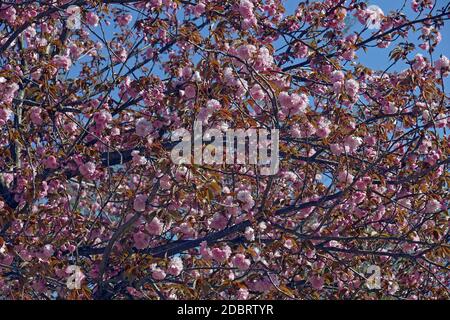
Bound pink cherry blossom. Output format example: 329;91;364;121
250;84;265;100
30;107;43;125
435;55;449;76
85;12;99;27
236;44;257;61
79;161;96;178
44;156;58;169
211;246;231;263
413;54;427;70
206;99;221;111
193;2;206;17
133;231;150;249
167;257;184;276
152;268;166;280
316;117;331;138
344;79;360;98
236;288;249;300
337;170;354;185
343;136;363;154
364;5;384;30
135;118;153;137
0;6;17;24
231;254;251;270
133;194;147;212
117;14;133;26
330;143;344;156
146;217;163;235
309;275;324;290
424;199;441;213
52;55;72;70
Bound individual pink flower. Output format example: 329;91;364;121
293;42;309;58
382;102;398;114
435;55;449;76
330;70;345;82
364;135;377;146
237;190;255;211
131;150;147;166
0;80;19;104
236;44;257;61
69;43;83;60
244;227;255;241
342;49;355;61
184;85;196;99
133;194;147;212
193;2;206;17
316;117;331;138
94;110;112;128
79;161;96;178
343;136;363;154
117;14;133;26
135;118;153;137
330;143;344;156
44;156;59;169
0;6;17;24
146;217;163;235
180;66;192;79
42;244;54;258
30;107;43;125
198;107;212;124
167;257;184;276
413;54;427;70
160;175;172;189
425;199;441;213
152;268;166;280
211;246;231;263
210;213;228;230
254;47;274;70
192;71;201;82
345;79;359;98
337;170;354;185
52;55;72;71
200;241;213;260
247;276;276;292
365;5;384;30
284;239;294;250
111;127;121;136
239;0;254;17
236;287;249;300
85;12;99;27
133;231;150;249
435;114;447;128
206;99;221;111
309;275;324;290
0;107;11;125
278;91;307;116
115;48;127;63
250;84;265;100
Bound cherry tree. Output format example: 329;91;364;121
0;0;449;300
